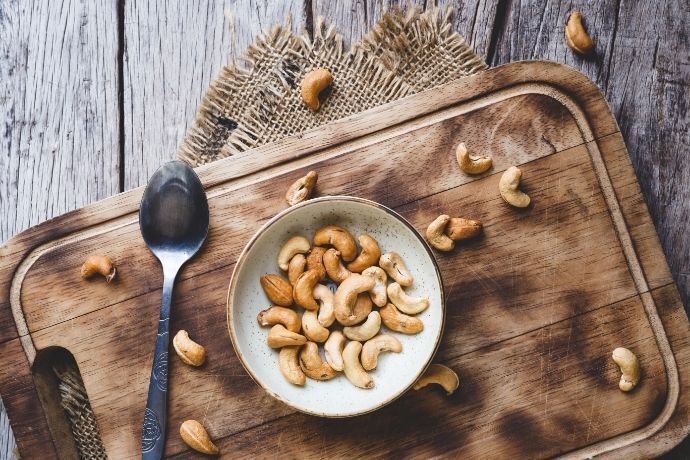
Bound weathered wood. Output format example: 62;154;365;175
0;63;687;458
122;0;307;189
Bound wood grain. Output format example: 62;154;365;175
0;63;687;458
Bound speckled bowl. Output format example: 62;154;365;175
227;196;445;417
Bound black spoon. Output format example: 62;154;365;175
139;161;209;459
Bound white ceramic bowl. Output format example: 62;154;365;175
227;196;445;417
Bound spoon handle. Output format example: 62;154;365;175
141;271;176;459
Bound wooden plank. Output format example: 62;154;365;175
122;0;307;189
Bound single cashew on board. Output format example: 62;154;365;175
456;142;492;175
285;170;318;206
279;346;306;386
80;255;117;283
301;68;333;111
278;236;311;271
426;214;455;252
499;166;531;208
413;364;460;395
343;341;374;389
565;11;594;56
180;420;219;455
172;330;206;367
446;217;482;241
257;306;301;333
612;347;641;392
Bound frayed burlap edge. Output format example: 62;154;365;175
178;5;487;166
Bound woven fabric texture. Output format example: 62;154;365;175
58;6;486;458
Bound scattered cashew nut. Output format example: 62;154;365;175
313;284;335;327
343;311;381;341
306;246;328;280
286;170;318;206
314;225;357;261
180;420;219;455
334;274;376;326
347;234;381;273
267;324;307;348
413;364;459;395
612;347;641;392
387;283;429;315
323;248;351;284
565;11;594;56
456;142;492;175
342;341;374;389
361;334;402;370
278;236;310;271
293;269;321;311
362;266;388;307
446;217;482;241
299;342;337;380
426;215;455;252
80;255;117;283
380;303;424;334
260;274;294;306
172;330;206;367
324;331;346;372
379;252;413;287
279;346;306;386
302;310;330;343
301;68;332;111
287;253;307;285
257;306;301;333
499;166;531;208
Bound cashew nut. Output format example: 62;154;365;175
334;274;376;326
362;266;388;307
342;341;374;389
302;310;330;343
343;311;381;341
499;166;531;208
299;342;337;380
361;335;402;370
80;255;117;283
323;248;351;284
287;253;306;285
257;306;301;333
351;293;374;326
426;215;455;252
314;225;357;262
260;274;294;306
172;330;206;367
313;284;335;327
293;269;321;311
565;11;594;56
267;324;307;348
380;303;424;334
324;331;345;371
285;170;318;206
612;347;641;392
279;346;306;386
301;68;332;111
306;246;327;280
413;364;459;395
180;419;219;455
446;217;482;241
456;142;492;175
387;283;429;315
379;252;413;287
347;234;381;273
278;236;310;271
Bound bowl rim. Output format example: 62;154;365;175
226;195;446;417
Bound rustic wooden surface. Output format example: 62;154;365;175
0;0;688;458
0;62;688;458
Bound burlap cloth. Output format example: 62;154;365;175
56;6;486;458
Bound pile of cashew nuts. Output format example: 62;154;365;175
258;225;436;389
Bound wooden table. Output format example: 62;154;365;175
0;1;687;457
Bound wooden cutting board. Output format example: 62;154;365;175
1;61;688;459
